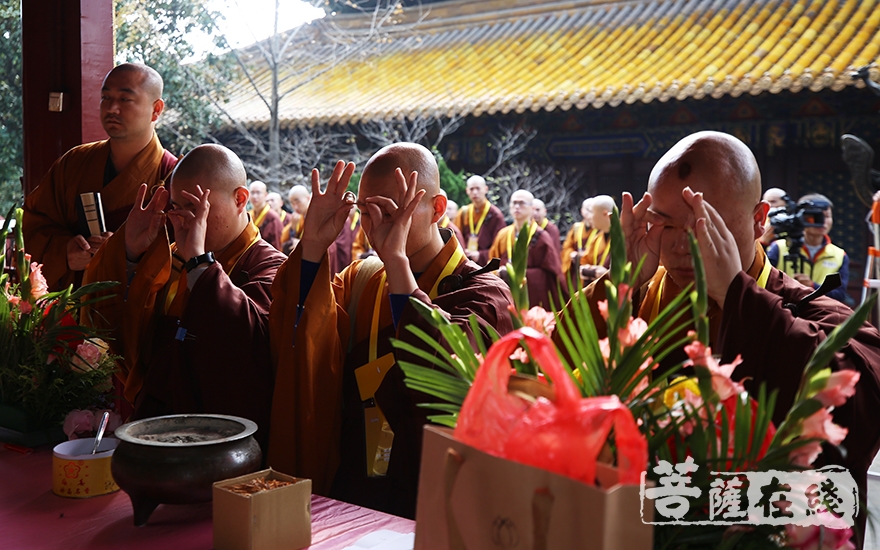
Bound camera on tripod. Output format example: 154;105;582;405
768;195;829;273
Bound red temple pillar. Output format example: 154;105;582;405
21;0;114;195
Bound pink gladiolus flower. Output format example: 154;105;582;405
509;347;530;363
597;300;609;320
814;370;860;408
19;301;32;314
790;440;824;468
801;409;848;446
785;524;855;550
618;317;648;349
520;306;556;335
63;409;95;440
683;335;744;401
29;261;48;300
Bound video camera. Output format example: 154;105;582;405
768;195;829;273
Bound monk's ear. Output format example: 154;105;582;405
151;98;165;122
753;201;769;240
233;187;249;211
431;194;447;224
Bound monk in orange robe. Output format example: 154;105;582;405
24;63;177;291
268;143;514;518
453;175;506;266
562;131;880;547
249;181;283;250
489;189;563;309
84;145;286;451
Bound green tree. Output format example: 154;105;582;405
114;0;238;154
436;151;465;206
0;1;22;217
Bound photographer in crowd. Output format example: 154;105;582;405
767;193;850;304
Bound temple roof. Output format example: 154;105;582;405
223;0;880;128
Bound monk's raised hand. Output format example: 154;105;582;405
167;186;211;263
364;169;425;260
621;191;662;288
301;160;356;262
683;187;741;309
125;183;168;263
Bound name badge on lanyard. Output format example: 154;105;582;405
355;352;396;477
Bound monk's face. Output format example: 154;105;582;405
249;183;267;209
466;180;488;205
532;202;547;223
288;191;310;215
171;176;247;253
100;70;161;142
649;171;765;288
509;192;533;225
357;169;438;257
266;193;283;213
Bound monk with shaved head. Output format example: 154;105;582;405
268;143;514;517
248;181;283;250
24;63;177;291
568;131;880;547
84;144;287;452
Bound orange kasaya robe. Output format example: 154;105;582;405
23;134;175;291
268;229;514;517
489;222;564;309
83;220;286;449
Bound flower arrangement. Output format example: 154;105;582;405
395;210;871;549
0;208;119;431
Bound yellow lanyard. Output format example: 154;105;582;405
506;221;537;259
252;204;269;227
576;223;586;251
648;258;772;322
539;218;548;229
367;244;466;361
350;210;360;231
468;203;491;237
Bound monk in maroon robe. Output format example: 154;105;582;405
249;181;283;250
489;189;564;309
84;145;286;451
268;143;514;518
532;198;561;256
453;175;506;266
566;131;880;548
24;63;176;291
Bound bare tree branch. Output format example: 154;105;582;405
482;124;538;177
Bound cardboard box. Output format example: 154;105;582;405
213;468;312;550
414;425;653;550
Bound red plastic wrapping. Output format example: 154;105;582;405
454;327;647;485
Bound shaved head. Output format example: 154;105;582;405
647;131;766;286
357;142;445;262
763;187;787;208
361;143;440;196
648;131;761;206
106;63;163;101
170;144;249;253
173;144;247;192
288;184;311;215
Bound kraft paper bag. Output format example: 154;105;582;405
414;425;653;550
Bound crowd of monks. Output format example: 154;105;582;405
18;63;880;546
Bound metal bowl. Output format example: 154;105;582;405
112;414;262;526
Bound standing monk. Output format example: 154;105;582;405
532;198;561;256
281;185;311;255
453;175;506;265
24;63;177;291
267;191;288;227
489;189;563;309
566;131;880;547
84;145;286;451
249;181;283;250
268;143;514;518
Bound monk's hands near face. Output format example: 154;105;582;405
363;169;425;262
363;168;425;294
167;185;210;263
301;161;356;262
683;187;741;309
125;184;168;263
620;191;662;288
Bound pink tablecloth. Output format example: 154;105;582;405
0;444;414;549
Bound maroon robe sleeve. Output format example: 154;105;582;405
525;229;564;309
718;269;880;547
546;222;562;256
175;241;287;448
259;211;284;251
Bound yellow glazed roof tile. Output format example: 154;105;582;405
222;0;880;128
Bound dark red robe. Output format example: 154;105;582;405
490;225;564;309
454;202;507;266
256;208;284;251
